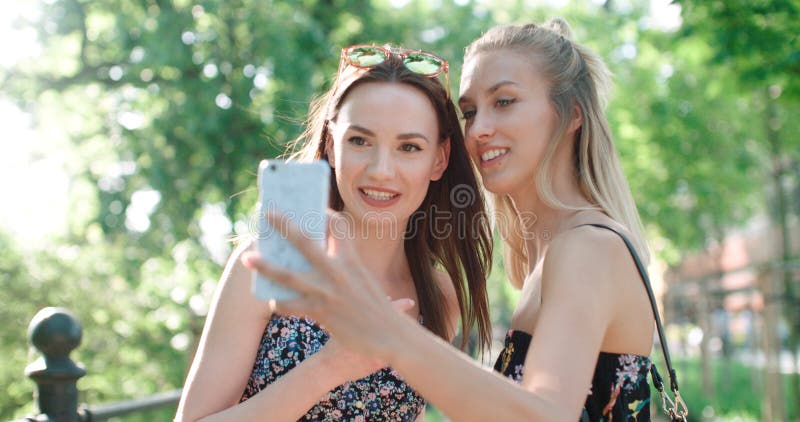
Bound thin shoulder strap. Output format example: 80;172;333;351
574;223;680;395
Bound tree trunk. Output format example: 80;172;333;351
699;279;714;397
765;88;800;412
759;269;786;421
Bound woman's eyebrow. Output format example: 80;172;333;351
397;132;430;143
488;80;519;93
459;80;519;105
349;125;430;144
349;124;376;136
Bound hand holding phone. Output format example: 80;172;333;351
253;159;330;301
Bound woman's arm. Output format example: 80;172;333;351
176;241;270;421
177;240;410;422
517;228;626;414
190;340;382;421
242;212;627;421
175;242;352;421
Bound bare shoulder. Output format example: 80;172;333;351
547;225;631;276
221;238;255;287
213;237;271;320
432;267;460;339
432;267;457;310
230;237;256;267
542;225;634;302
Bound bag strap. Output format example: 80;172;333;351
576;223;688;420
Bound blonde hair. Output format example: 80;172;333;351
465;19;649;287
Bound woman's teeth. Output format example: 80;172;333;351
362;189;398;200
481;149;508;162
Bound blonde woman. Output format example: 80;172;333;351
244;19;674;421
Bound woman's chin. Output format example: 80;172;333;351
480;175;515;196
341;207;404;236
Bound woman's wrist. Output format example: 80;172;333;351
307;348;349;389
379;310;420;368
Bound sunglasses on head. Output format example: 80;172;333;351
334;44;451;99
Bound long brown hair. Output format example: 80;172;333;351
465;20;650;288
288;52;492;352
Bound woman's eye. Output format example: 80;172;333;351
400;143;422;152
347;136;367;146
460;109;476;120
497;98;515;107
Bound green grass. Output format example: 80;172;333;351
654;357;798;421
423;357;799;421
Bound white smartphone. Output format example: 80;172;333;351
253;159;330;301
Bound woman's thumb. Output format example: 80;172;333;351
390;298;415;312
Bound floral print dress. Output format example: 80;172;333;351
494;330;651;421
493;223;659;421
240;314;425;421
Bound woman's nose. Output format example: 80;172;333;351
466;110;496;144
365;148;394;181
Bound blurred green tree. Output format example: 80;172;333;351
0;0;491;419
676;0;800;412
2;0;798;420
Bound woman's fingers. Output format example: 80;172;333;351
390;298;416;313
241;251;324;296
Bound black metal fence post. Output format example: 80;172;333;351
23;307;87;422
17;307;183;421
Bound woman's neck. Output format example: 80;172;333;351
341;213;412;286
508;164;593;271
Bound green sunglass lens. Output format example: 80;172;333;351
348;47;388;67
404;54;442;75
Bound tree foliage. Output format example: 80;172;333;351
2;0;799;420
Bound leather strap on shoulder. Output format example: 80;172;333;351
573;223;680;394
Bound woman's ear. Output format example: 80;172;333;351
325;137;335;169
430;139;451;181
569;103;583;133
